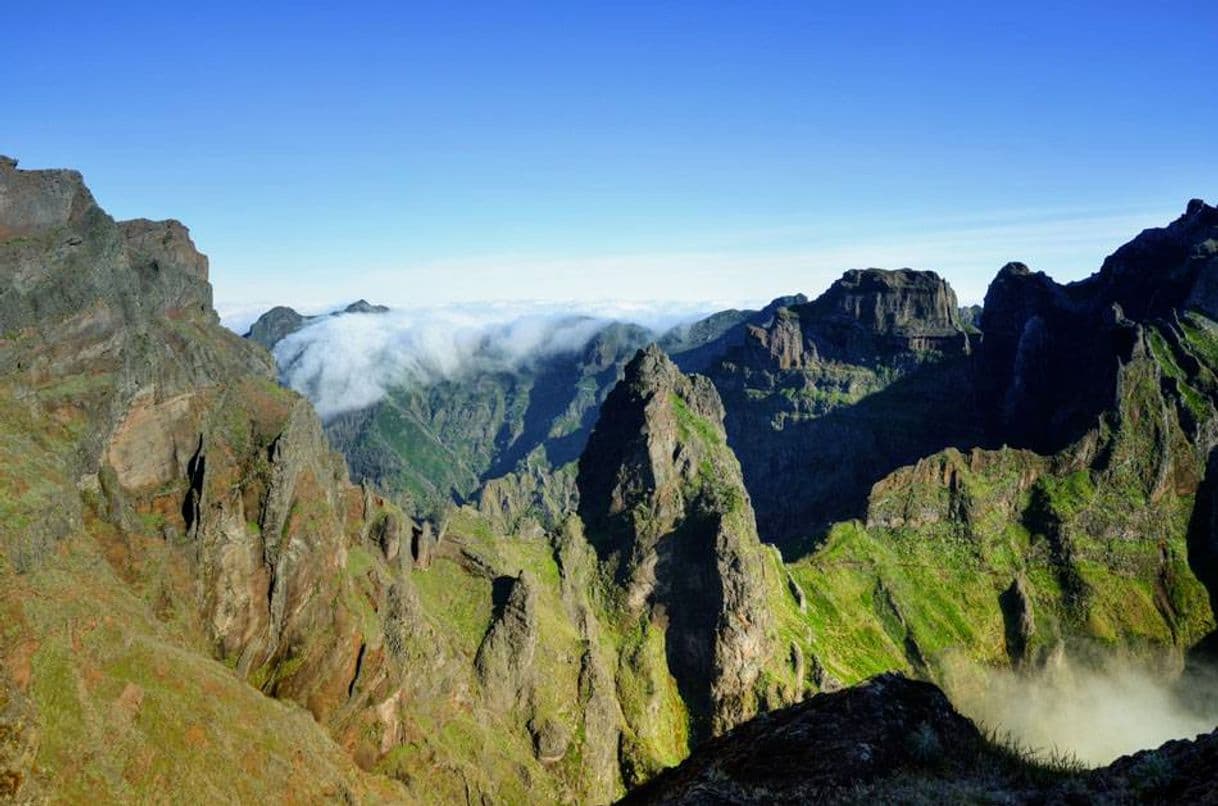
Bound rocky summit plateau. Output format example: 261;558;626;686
5;155;1218;804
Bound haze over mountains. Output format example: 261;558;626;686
5;155;1218;803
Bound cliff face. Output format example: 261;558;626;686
0;158;634;804
979;201;1218;453
758;268;969;367
693;269;982;554
0;156;671;805
0;157;410;801
775;203;1218;708
0;156;389;710
578;346;784;755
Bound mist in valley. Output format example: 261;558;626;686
947;649;1218;767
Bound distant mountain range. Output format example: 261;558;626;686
4;153;1218;802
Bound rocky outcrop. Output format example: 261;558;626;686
622;672;1218;804
0;156;415;800
865;447;1047;531
662;294;807;373
0;156;95;242
475;572;539;713
1187;445;1218;621
741;269;969;370
999;575;1036;665
475;459;577;537
977;262;1132;451
621;674;994;804
245;305;308;349
579;345;774;737
1100;198;1218;322
119;218;214;318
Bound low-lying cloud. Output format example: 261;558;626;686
272;301;721;419
946;651;1218;767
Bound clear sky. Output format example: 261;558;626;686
5;1;1216;314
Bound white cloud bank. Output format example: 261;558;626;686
271;300;725;419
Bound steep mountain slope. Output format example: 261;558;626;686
686;268;983;555
0;156;405;800
757;203;1218;720
577;347;791;753
0;157;623;803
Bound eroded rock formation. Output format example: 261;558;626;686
579;345;777;738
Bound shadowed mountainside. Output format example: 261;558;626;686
621;672;1218;804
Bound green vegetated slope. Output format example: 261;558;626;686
785;347;1218;715
0;510;405;804
7;150;1218;806
0;157;649;804
392;201;1218;796
747;328;1218;699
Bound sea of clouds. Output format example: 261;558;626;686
232;300;736;420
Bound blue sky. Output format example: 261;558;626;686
5;1;1216;313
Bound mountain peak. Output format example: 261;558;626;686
245;299;390;350
997;261;1032;277
578;344;772;737
344;299;390;314
812;267;962;334
737;267;969;369
620;342;687;393
1086;196;1218;322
